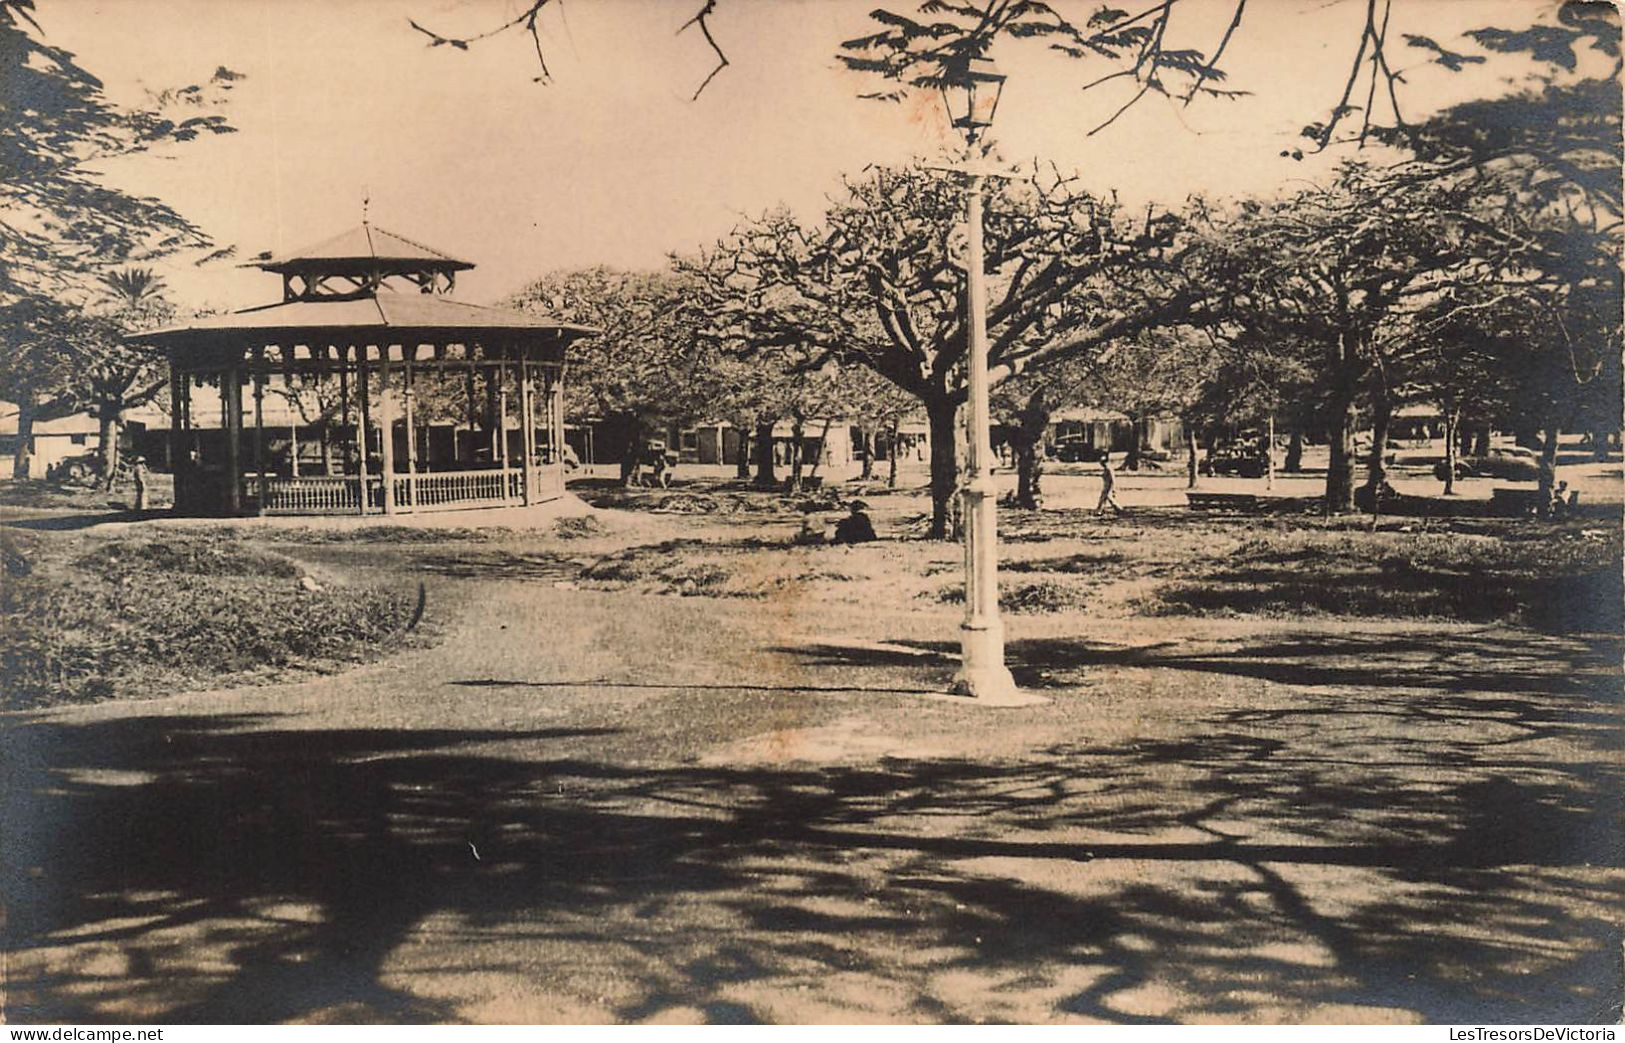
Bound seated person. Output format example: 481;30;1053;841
832;500;878;544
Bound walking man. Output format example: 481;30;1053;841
1096;456;1124;516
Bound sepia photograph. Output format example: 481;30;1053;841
1;0;1621;1027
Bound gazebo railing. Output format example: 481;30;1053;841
237;466;563;516
397;469;511;509
244;475;381;515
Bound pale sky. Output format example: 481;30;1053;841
38;0;1565;311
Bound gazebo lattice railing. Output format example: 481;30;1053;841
136;224;593;517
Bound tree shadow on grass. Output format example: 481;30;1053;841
4;627;1621;1026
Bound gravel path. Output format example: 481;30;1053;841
3;523;1621;1024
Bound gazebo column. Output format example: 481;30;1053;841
224;364;243;515
356;347;371;515
497;359;512;503
252;348;268;516
520;357;536;505
550;364;565;465
464;350;477;465
337;357;350;477
166;357;182;472
379;348;397;516
404;347;419;510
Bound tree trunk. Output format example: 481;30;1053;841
753;419;777;488
787;415;805;493
807;418;833;480
926;395;960;540
887;420;900;489
13;396;35;478
1473;426;1491;455
1324;390;1357;514
1122;415;1143;471
1592;428;1609;463
1284;426;1304;472
1538;425;1560;507
618;414;641;487
1442;407;1459;496
97;407;121;490
858;426;875;480
1011;389;1050;510
1324;331;1362;514
1364;391;1391;493
734;427;751;480
1185;422;1200;489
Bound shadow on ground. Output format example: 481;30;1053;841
4;619;1621;1024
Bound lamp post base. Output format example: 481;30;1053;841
953;625;1046;705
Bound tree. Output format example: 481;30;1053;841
508;267;706;485
690;167;1201;537
0;298;86;477
1;0;241;301
1;0;241;477
85;268;174;486
1196;165;1495;511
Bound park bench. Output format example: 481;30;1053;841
1490;486;1546;516
1186;491;1261;512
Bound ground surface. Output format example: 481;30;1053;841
2;461;1622;1025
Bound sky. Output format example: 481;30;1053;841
35;0;1563;311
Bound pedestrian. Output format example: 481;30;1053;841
649;446;672;489
1096;456;1123;515
131;456;148;511
833;499;877;543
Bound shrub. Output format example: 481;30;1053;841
1;530;416;709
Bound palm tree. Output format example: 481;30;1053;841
100;267;167;310
88;267;172;487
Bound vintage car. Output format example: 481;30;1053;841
1052;437;1108;463
1433;447;1540;482
1200;445;1270;479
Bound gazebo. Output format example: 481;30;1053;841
133;225;594;517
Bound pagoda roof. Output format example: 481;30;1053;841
249;224;474;274
129;292;596;348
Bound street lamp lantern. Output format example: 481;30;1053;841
938;54;1006;149
940;50;1031;705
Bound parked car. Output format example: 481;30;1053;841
45;451;97;483
1433;447;1540;482
1053;438;1107;463
1201;445;1270;479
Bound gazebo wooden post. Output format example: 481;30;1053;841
379;347;397;516
337;355;350;477
496;357;512;503
519;355;536;505
166;356;182;472
404;346;419;511
224;362;243;516
550;364;565;468
252;347;268;516
356;346;371;515
464;349;477;464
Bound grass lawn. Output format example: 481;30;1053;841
1;481;1620;1024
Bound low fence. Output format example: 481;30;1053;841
242;466;563;515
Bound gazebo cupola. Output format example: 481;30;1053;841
130;224;595;518
254;224;475;302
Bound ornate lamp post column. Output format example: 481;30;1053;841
941;55;1025;704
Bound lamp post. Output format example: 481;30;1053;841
940;55;1025;704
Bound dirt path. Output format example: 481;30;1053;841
3;534;1621;1024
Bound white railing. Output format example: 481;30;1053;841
243;465;566;515
246;475;369;514
401;469;510;509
